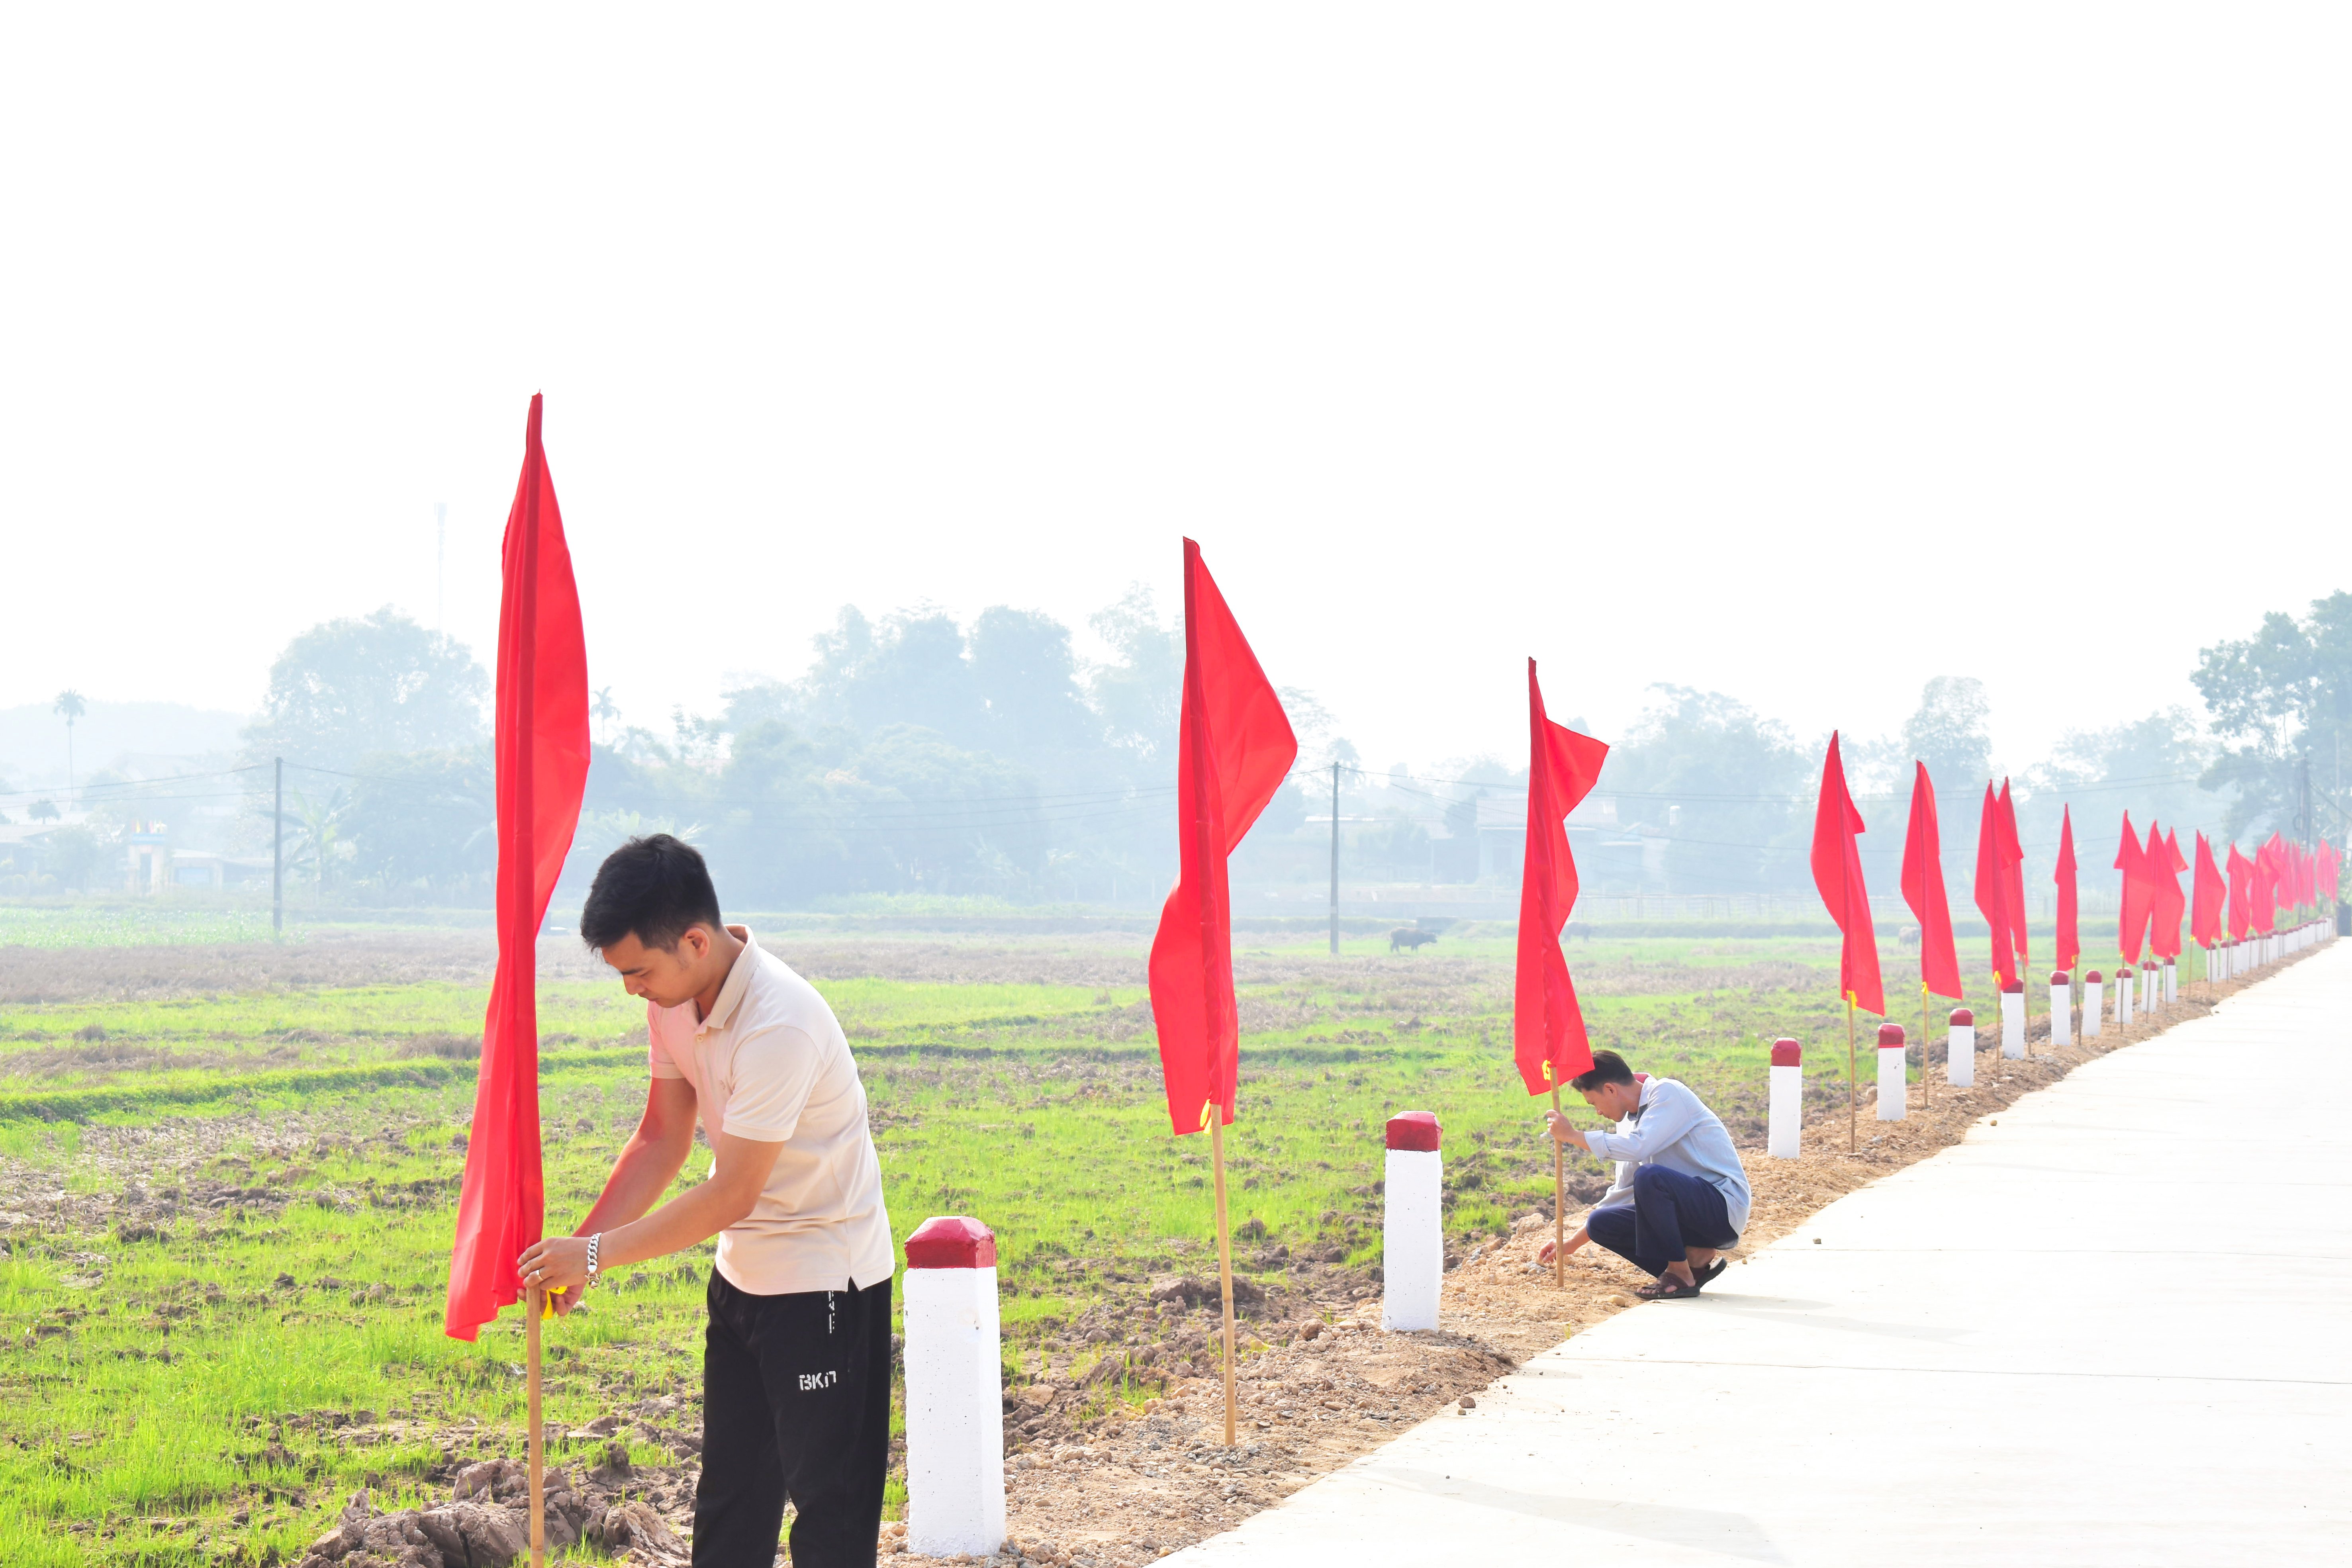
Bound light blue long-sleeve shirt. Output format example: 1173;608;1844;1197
1580;1075;1751;1236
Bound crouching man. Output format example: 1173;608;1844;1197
1537;1049;1751;1301
517;836;895;1567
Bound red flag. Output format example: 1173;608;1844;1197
2191;832;2225;950
2114;811;2150;965
1899;761;1964;1000
2151;829;2188;960
2226;842;2253;941
1148;540;1297;1134
2322;841;2341;905
2053;807;2081;973
2252;834;2281;934
446;395;591;1342
1810;732;1884;1015
1512;660;1611;1094
1972;784;2017;988
1997;780;2029;970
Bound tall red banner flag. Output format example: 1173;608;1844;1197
1997;780;2029;973
2115;811;2150;965
1973;784;2017;989
446;395;591;1341
1512;660;1610;1094
1148;540;1297;1134
2253;835;2281;934
2191;832;2225;951
2321;841;2340;905
1810;733;1884;1015
2152;828;2188;961
2226;843;2253;941
2053;807;2080;973
1899;762;1964;1000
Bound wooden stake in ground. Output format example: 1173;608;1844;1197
1846;1000;1857;1152
1209;1115;1238;1447
1550;1081;1567;1287
525;1285;546;1568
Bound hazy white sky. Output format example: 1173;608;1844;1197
4;6;2346;774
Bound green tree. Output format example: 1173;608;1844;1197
52;689;86;808
245;608;487;770
343;751;495;897
2191;592;2352;838
27;798;61;822
1605;687;1810;893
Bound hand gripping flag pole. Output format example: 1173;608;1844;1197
442;396;590;1567
1510;662;1608;1287
1148;540;1294;1449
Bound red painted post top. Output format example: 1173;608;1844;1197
1949;1007;1974;1027
2085;970;2102;984
1385;1111;1441;1151
1876;1023;1905;1047
2001;979;2025;994
905;1216;998;1269
2050;971;2069;986
1770;1038;1801;1067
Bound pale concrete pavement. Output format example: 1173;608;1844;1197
1169;942;2351;1566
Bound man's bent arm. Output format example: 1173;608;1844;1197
519;1119;786;1295
572;1076;700;1239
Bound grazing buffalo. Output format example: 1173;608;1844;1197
1898;924;1921;949
1389;928;1439;953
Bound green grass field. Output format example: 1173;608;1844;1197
0;922;2062;1566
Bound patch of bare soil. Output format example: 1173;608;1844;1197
0;932;507;1004
883;959;2307;1568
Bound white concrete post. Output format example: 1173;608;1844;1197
904;1216;1005;1559
2116;963;2133;1026
2048;971;2072;1048
1767;1038;1803;1157
2082;971;2103;1039
2164;959;2177;1003
2000;984;2025;1059
1947;1007;1975;1087
1381;1112;1443;1332
2145;962;2161;1014
1875;1023;1906;1120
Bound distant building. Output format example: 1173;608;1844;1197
1474;793;1663;886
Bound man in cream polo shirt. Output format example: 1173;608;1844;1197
517;835;893;1568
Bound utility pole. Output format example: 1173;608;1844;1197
1328;761;1341;956
434;502;448;634
2301;754;2313;850
272;757;284;936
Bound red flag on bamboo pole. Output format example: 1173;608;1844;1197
2114;811;2150;965
446;395;591;1342
2226;842;2253;941
2321;841;2341;905
1973;784;2017;989
1148;540;1297;1135
1997;780;2029;972
2252;834;2281;933
2191;832;2225;951
2054;807;2081;973
1810;733;1884;1015
1899;761;1964;1000
2152;828;2188;961
1512;660;1610;1094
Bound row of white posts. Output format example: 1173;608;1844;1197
1761;918;2335;1158
904;920;2338;1554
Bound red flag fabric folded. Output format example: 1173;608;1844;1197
2053;807;2080;974
2191;832;2225;950
1810;733;1884;1015
2226;843;2253;941
2252;835;2281;934
1997;780;2029;971
1148;540;1298;1135
1512;660;1611;1095
2114;811;2150;966
1899;761;1964;1000
2151;828;2188;960
446;395;591;1342
1972;784;2017;989
2322;841;2341;905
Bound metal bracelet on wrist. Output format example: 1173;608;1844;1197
585;1232;601;1288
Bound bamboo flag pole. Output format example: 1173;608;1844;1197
1920;983;1932;1109
1550;1081;1566;1287
525;1285;546;1568
1845;999;1857;1152
1209;1114;1238;1448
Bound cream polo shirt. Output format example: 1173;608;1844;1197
646;928;894;1296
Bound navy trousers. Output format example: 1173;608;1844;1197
1586;1165;1738;1277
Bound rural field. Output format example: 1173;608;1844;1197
0;907;2109;1566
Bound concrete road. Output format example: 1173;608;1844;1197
1169;941;2351;1567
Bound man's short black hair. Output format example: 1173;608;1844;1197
1568;1049;1635;1092
579;834;723;952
